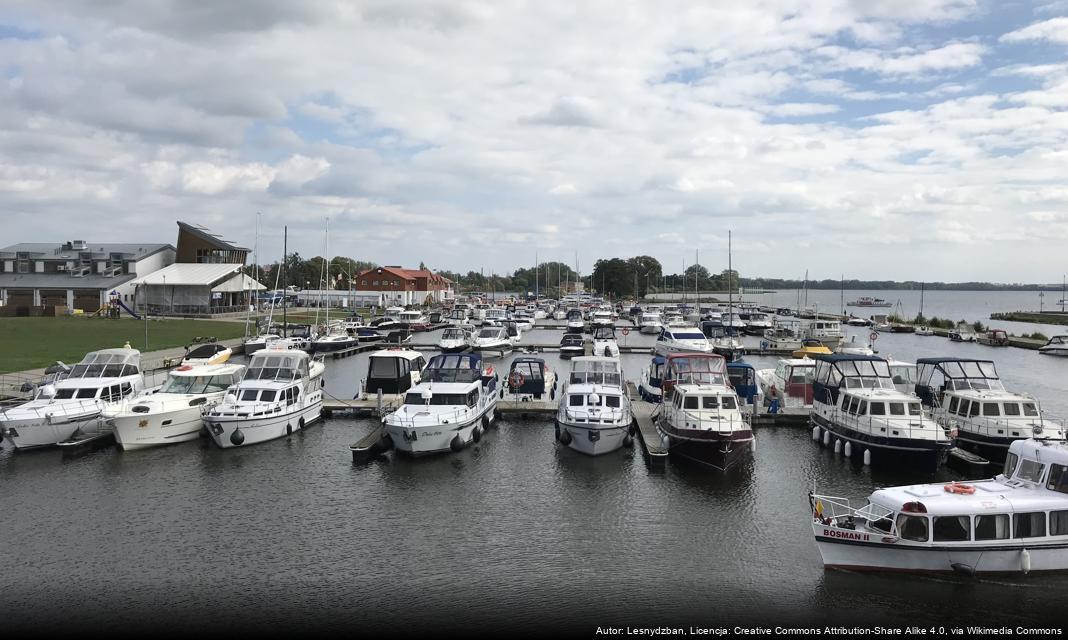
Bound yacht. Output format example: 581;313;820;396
721;312;747;331
702;323;744;360
948;323;978;342
181;342;232;366
755;358;816;409
398;310;430;331
437;327;471;353
0;348;144;449
106;363;244;451
638;311;663;335
359;349;426;399
803;318;844;347
915;326;935;336
915;357;1066;461
382;353;498;456
845;296;892;308
743;312;773;336
1040;335;1068;356
482;308;508;327
312;329;359;353
978;329;1010;347
664;312;687;328
845;316;871;327
243;332;282;356
590;309;614;328
811;355;952;469
505;357;557;401
559;333;586;359
655;353;751;470
591;325;620;358
762;319;803;352
793;338;833;359
511;310;534;332
204;347;325;448
445;309;469;327
654;326;714;356
637;355;667;403
471;326;513;355
552;306;568;321
810;438;1068;574
565;309;585;333
836;335;875;356
555;357;632;456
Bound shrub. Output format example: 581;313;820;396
1031;332;1049;341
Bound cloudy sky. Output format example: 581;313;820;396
2;1;1068;282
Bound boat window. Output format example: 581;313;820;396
260;390;277;402
467;389;478;407
568;394;584;407
161;376;196;394
956;400;968;416
858;400;868;415
684;396;699;410
703;396;719;409
888;403;905;416
241;390;259;402
896;514;929;542
721;396;737;410
1003;452;1019;479
969;402;980;417
76;388;98;399
1003;403;1021;416
908;403;921;416
1023;403;1039;417
947;397;959;413
983;403;1000;417
933;516;971;542
1018;459;1045;483
1051;511;1068;536
1014;512;1046;538
1047;465;1068;495
604;396;621;408
55;388;76;399
369;357;399;378
869;402;885;416
974;514;1010;540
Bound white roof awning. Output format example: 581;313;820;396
133;263;265;290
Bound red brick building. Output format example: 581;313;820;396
354;266;453;305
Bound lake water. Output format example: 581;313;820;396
3;324;1068;635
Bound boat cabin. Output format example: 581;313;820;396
365;349;426;395
421;353;483;384
508;357;554;398
727;360;760;405
914;358;1005;407
812;355;895;407
567;357;622;387
770;358;815;405
592;325;616;341
661;353;727;396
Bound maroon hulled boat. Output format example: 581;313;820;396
655;353;753;470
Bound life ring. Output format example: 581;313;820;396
869;331;879;341
621;327;630;336
944;482;975;495
508;370;525;389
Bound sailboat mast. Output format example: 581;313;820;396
920;281;925;318
282;225;287;337
695;249;699;304
324;217;330;327
535;250;539;300
728;231;733;323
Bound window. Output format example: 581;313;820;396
362;280;367;285
55;388;76;399
1004;403;1021;416
684;396;699;410
466;390;478;407
1004;452;1019;479
858;400;868;415
957;400;969;416
1051;511;1068;536
1014;512;1046;538
896;514;929;542
703;396;720;409
568;395;584;407
888;402;905;416
969;402;980;417
933;516;971;541
1018;458;1046;483
76;388;98;399
369;357;399;378
1049;465;1068;495
721;396;737;410
975;514;1010;540
373;280;379;286
948;397;958;413
983;403;1000;417
604;396;621;408
870;402;886;416
260;390;277;402
1023;403;1039;417
241;390;258;401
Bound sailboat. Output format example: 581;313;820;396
313;218;358;353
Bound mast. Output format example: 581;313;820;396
728;231;733;329
695;249;699;305
244;212;260;338
840;273;844;317
920;281;925;318
535;250;539;300
282;225;287;338
324;217;330;328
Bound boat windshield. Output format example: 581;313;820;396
404;392;473;406
594;327;615;340
244;354;306;381
478;329;502;338
161;374;235;394
669;356;726;385
423;355;480;383
68;352;139;378
672;332;705;340
570;360;622;386
442;328;465;340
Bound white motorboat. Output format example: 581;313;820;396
1039;335;1068;356
312;330;359;353
655;353;751;470
663;312;687;328
482;308;508;327
743;312;773;336
948;323;978;343
204;347;325;448
471;326;513;355
638;312;663;335
555;357;632;456
845;316;871;327
915;326;935;336
106;363;244;451
565;309;585;333
637;355;667;403
803;318;844;347
811;355;952;469
654;326;714;356
591;325;620;358
511;310;534;332
398;310;430;331
810;438;1068;574
590;309;614;328
181;342;233;366
445;309;468;327
552;307;568;321
915;357;1066;461
437;327;471;353
243;332;282;356
1;347;145;449
836;335;875;356
382;353;498;456
559;333;586;359
755;358;815;410
721;312;746;331
762;319;803;352
845;296;892;308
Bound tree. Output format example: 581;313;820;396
626;256;662;297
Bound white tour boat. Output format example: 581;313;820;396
382;353;498;456
555;357;632;456
811;438;1068;574
654;326;714;356
203;347;325;448
0;348;144;449
106;363;244;451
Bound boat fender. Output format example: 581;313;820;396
230;428;245;446
1021;548;1031;575
623;434;633;448
299;417;305;428
450;434;465;452
286;423;292;436
472;425;482;443
559;429;572;446
499;388;505;399
550;387;556;401
321;379;325;388
482;415;491;430
951;562;976;577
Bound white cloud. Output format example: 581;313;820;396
1001;17;1068;45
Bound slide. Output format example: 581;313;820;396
116;300;142;320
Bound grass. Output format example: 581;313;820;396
0;317;248;374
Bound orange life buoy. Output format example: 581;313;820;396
944;482;975;495
509;370;525;388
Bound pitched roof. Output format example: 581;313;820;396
177;221;249;252
354;266;452;285
131;262;263;288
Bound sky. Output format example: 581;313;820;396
2;1;1068;283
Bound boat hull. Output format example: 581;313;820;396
1040;347;1068;357
110;407;205;451
559;347;585;359
386;407;494;456
556;421;629;456
812;413;950;469
0;411;105;449
658;424;753;470
204;403;321;449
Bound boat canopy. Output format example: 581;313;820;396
812;355;893;405
593;326;616;340
67;348;141;378
244;351;310;381
423;353;482;383
663;353;727;392
915;357;1004;404
569;358;622;386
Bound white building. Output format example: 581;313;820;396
131;263;265;316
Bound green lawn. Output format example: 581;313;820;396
0;317;248;374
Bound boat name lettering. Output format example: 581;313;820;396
823;528;870;541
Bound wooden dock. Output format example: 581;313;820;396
496;397;556;417
323;395;401;418
350;425;386;462
626;382;668;465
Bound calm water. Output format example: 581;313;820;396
3;323;1068;634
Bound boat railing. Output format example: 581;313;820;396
0;398;104;420
388;403;481;428
828;405;943;442
940;412;1066;436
